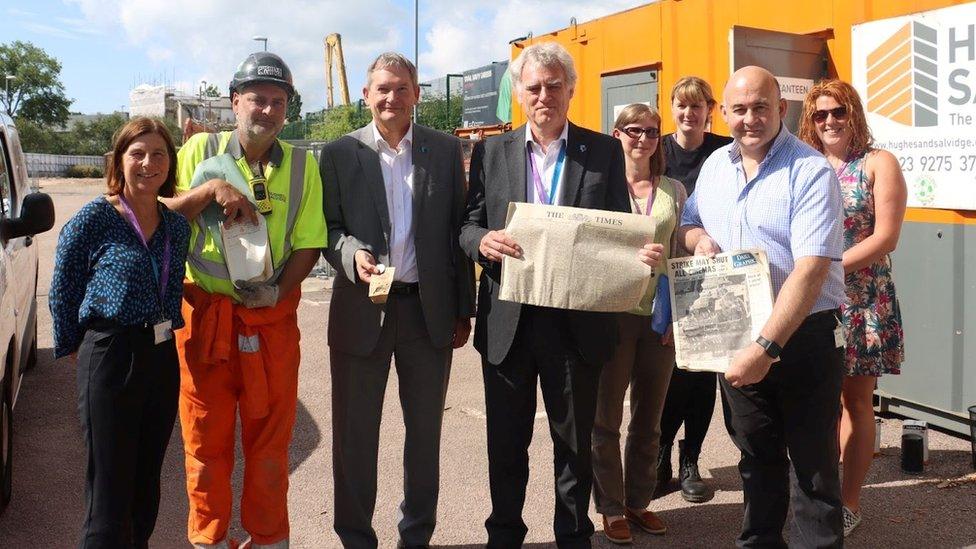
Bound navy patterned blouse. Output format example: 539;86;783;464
49;196;191;358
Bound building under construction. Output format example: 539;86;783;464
128;84;234;132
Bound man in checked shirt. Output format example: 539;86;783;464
678;66;847;548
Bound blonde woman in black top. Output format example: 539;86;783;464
657;76;731;503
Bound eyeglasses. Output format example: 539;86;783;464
811;106;848;123
620;126;661;139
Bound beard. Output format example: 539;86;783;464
239;116;282;140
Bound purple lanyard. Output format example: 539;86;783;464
527;141;567;205
118;194;171;308
630;180;658;216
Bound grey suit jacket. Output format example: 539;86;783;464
320;123;475;356
458;122;630;366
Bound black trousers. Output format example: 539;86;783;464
659;366;717;452
76;323;180;549
719;310;845;549
482;308;601;549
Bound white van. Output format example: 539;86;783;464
0;112;55;513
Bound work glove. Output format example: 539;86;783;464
235;280;280;309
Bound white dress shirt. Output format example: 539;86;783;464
372;121;418;283
525;123;570;205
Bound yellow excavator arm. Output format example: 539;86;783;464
324;33;351;108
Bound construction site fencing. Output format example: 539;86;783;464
280;110;329;141
26;153;104;177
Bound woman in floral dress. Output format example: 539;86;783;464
799;79;907;538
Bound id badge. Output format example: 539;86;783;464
833;324;846;348
154;320;173;345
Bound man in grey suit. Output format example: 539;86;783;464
320;52;474;549
459;42;652;548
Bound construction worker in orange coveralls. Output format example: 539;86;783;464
161;52;326;549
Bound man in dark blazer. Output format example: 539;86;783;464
459;42;633;548
320;52;474;549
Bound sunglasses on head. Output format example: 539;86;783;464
620;126;661;139
811;106;848;123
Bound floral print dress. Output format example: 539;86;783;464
838;152;905;376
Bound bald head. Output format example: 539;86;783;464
724;66;781;104
721;65;787;160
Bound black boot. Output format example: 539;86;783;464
653;443;673;498
679;439;711;503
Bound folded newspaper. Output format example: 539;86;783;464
667;249;775;373
498;202;656;312
220;216;274;287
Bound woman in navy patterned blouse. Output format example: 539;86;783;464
49;117;189;548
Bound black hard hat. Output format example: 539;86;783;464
229;52;295;98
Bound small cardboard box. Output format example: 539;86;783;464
368;267;395;304
902;420;929;463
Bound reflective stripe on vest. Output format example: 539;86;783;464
204;132;220;158
186;133;308;282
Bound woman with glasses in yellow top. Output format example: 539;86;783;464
591;103;687;545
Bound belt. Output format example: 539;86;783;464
390;282;420;295
87;319;155;334
804;308;840;326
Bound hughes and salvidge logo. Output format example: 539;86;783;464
854;4;976;210
866;21;939;127
866;17;976;128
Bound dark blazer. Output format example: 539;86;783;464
458;122;629;366
320;123;475;356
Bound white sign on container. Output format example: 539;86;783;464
852;3;976;210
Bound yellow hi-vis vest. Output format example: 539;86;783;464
176;131;327;299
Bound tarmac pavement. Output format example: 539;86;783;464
0;179;974;548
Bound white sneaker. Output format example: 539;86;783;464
843;506;862;537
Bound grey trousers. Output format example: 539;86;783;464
331;293;453;549
591;313;675;516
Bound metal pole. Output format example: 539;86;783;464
413;0;419;122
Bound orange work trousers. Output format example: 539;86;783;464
176;282;302;546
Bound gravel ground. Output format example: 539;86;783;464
0;178;973;548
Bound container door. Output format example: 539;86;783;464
601;71;658;134
730;26;827;132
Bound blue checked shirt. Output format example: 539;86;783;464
681;124;845;314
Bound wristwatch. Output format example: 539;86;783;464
755;335;782;359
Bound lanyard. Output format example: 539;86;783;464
527;141;567;205
630;179;658;216
118;194;171;308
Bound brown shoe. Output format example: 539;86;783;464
602;515;633;544
625;507;667;535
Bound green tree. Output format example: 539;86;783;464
287;91;303;122
0;41;72;126
16;118;69;153
203;83;221;98
308;103;371;141
69;113;129;155
416;93;462;132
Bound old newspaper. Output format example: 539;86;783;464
667;249;775;373
499;202;656;312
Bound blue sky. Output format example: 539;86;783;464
1;0;645;115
